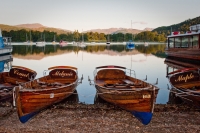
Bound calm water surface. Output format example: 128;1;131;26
7;43;170;104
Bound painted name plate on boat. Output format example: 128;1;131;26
49;69;76;79
9;68;36;81
170;71;199;85
143;94;151;98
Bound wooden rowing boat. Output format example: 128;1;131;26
89;65;159;125
0;66;37;102
14;66;83;123
168;68;200;107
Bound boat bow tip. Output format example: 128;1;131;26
131;111;153;125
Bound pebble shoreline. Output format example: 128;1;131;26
0;102;200;133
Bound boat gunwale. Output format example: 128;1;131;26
48;66;77;71
18;79;78;92
95;84;157;91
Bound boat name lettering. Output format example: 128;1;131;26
14;69;30;78
175;73;194;82
53;71;73;77
143;94;151;98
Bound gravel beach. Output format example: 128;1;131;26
0;101;200;133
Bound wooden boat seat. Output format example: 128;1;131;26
96;69;126;80
0;83;14;90
103;83;143;88
122;79;134;84
29;79;73;89
3;76;30;85
45;79;76;84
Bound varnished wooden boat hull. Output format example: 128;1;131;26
96;85;158;112
93;66;159;125
15;81;77;123
14;66;80;123
168;68;200;107
0;66;37;102
95;84;158;125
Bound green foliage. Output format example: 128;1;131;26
152;16;200;36
1;16;200;42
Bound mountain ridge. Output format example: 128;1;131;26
0;23;153;34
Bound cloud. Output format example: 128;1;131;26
132;21;147;25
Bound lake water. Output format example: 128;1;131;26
3;42;171;104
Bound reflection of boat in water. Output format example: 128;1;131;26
89;65;159;125
165;57;200;107
167;87;184;104
60;90;79;103
94;93;108;104
14;66;83;123
126;40;135;50
0;65;37;103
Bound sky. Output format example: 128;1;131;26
0;0;200;32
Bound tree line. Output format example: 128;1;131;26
2;16;200;42
2;29;167;42
153;16;200;36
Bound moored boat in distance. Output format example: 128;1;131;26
126;40;135;50
165;24;200;61
14;66;83;123
52;34;57;44
0;29;12;55
89;65;159;125
36;41;46;47
59;40;68;47
106;42;110;44
36;33;46;47
0;66;37;102
144;42;149;47
168;67;200;107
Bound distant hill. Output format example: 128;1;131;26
152;16;200;35
0;24;23;31
85;28;121;34
112;28;143;34
144;28;154;31
0;23;72;35
15;23;44;29
85;28;152;34
0;23;154;35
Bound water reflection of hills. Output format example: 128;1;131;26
12;44;166;60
